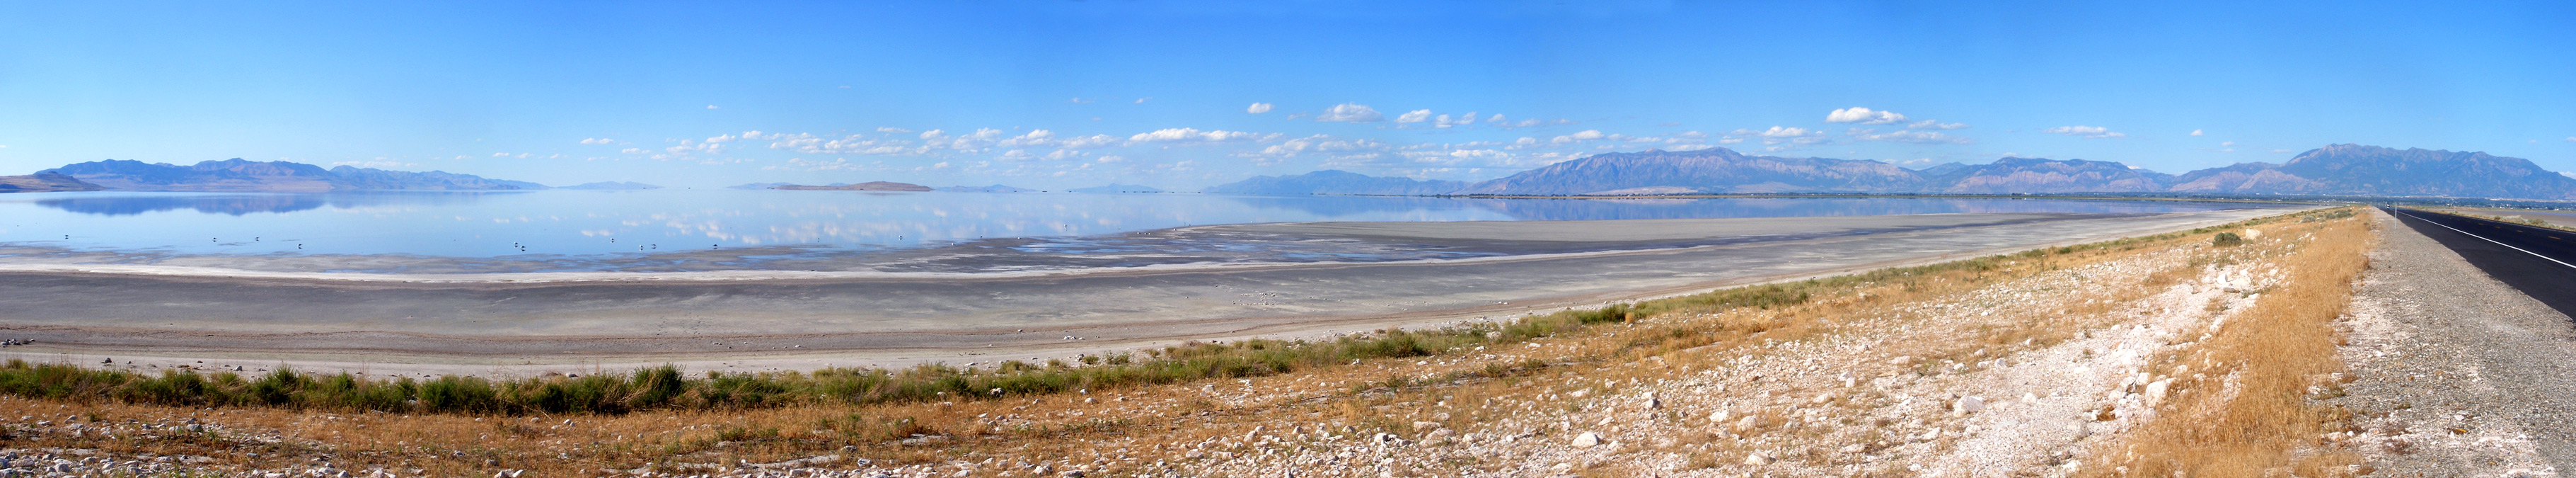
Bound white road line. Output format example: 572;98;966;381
2393;207;2576;270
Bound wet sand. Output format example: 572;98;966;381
0;209;2294;376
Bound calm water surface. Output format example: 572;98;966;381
0;190;2243;258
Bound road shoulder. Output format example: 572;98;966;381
2333;209;2576;476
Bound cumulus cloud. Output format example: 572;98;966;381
1056;134;1120;149
998;130;1056;148
579;138;616;144
1436;112;1479;128
705;105;720;110
1396;109;1433;124
1550;130;1608;144
876;127;913;134
2043;125;2127;139
1730;126;1829;146
1134;97;1150;104
1907;120;1970;130
1851;129;1971;144
1825;107;1907;125
1315;103;1384;123
2190;129;2205;137
1128;127;1261;143
1247;103;1274;114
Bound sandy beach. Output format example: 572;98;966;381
0;208;2292;376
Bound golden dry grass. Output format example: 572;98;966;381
2080;211;2375;477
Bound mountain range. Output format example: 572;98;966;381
1206;144;2576;200
38;159;547;192
0;173;105;193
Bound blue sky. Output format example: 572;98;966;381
2;1;2571;189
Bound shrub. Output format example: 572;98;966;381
2214;232;2244;247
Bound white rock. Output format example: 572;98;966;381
1743;452;1777;465
1709;410;1733;423
1953;396;1985;414
2143;379;2173;405
1570;432;1603;448
1888;356;1914;365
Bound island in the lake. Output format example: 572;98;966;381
769;181;935;191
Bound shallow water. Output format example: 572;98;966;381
0;190;2250;272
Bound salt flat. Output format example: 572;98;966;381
0;208;2294;376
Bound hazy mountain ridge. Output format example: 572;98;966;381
0;173;106;193
770;181;934;191
1929;157;2171;194
38;159;546;192
1202;170;1468;195
1457;149;1924;195
1204;144;2576;200
937;184;1036;193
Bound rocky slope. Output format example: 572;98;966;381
37;159;545;192
0;173;105;193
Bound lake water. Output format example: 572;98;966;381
0;190;2253;273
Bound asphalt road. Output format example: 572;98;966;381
2385;206;2576;317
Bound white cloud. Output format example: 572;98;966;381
1069;98;1094;104
1056;134;1120;149
1128;127;1261;143
1247;103;1274;114
2190;129;2205;136
1550;130;1608;144
1436;112;1479;128
1315;103;1385;123
1907;120;1969;130
998;130;1056;148
1134;97;1150;104
919;129;946;140
579;138;616;144
2564;137;2575;143
492;153;509;157
1396;109;1433;124
2220;141;2236;147
1852;129;1971;144
1097;156;1124;163
1825;107;1907;125
1732;126;1829;146
2042;125;2127;139
876;127;913;134
705;105;720;110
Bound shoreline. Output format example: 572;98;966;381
0;207;2302;377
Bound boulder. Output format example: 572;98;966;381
1570;432;1603;448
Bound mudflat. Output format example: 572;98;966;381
0;209;2290;375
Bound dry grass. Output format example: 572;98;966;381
0;208;2379;476
2081;211;2375;477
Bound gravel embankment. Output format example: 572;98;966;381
2332;210;2576;477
